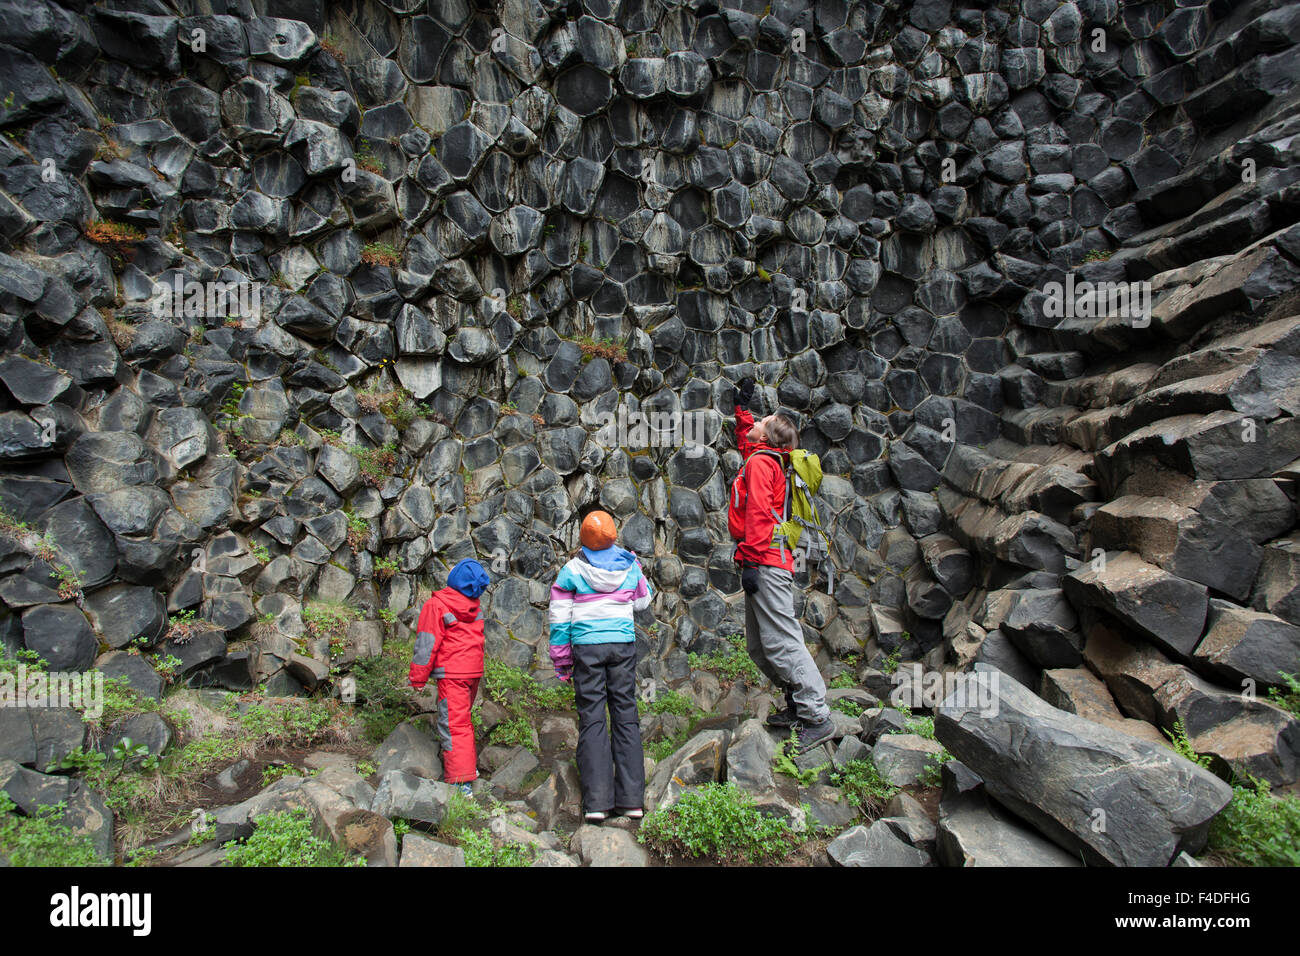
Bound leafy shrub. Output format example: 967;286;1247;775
829;758;898;816
487;714;535;751
831;697;864;718
437;790;486;844
353;442;398;487
642;689;697;717
352;635;416;742
459;829;534;867
224;809;362;867
687;632;762;685
1208;776;1300;867
919;749;952;788
301;601;358;642
1268;670;1300;721
0;793;104;866
638;783;799;864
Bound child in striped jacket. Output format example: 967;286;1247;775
548;510;652;823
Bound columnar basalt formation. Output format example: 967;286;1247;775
0;0;1298;866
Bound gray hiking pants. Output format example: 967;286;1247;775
744;565;829;724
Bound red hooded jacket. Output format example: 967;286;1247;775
409;586;485;684
728;406;795;571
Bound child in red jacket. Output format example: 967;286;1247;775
408;558;490;795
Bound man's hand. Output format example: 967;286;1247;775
741;565;759;594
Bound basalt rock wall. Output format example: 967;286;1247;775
0;0;1298;790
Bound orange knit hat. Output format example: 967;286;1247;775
580;510;617;550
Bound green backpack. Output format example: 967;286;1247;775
738;447;837;593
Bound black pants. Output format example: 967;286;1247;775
573;641;645;813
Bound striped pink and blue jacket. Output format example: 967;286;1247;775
548;546;652;653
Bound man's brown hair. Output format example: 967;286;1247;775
767;413;798;450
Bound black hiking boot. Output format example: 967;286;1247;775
765;689;798;729
793;716;836;755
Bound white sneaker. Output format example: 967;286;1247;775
584;811;608;823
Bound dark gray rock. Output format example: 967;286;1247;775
936;668;1234;866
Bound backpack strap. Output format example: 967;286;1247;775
736;448;797;558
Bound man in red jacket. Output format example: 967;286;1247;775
727;377;834;754
409;558;490;794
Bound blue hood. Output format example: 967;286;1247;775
581;544;636;571
447;558;490;598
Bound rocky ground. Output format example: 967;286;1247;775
2;0;1300;865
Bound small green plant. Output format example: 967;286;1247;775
1082;248;1113;262
352;635;417;742
831;697;864;718
571;334;628;364
437;790;486;845
148;653;184;683
352;442;398;488
773;732;828;785
895;705;935;740
1207;775;1300;867
250;543;270;563
459;828;534;867
829;671;856;690
224;809;363;867
0;793;104;866
919;748;952;788
487;714;535;751
638;783;799;864
880;647;903;675
361;242;401;268
1163;718;1211;768
356;760;376;778
687;632;762;686
218;382;247;425
50;563;83;601
0;506;30;539
110;736;159;776
1267;669;1300;720
165;609;209;644
642;689;697;718
302;600;359;643
829;758;899;816
33;531;58;564
346;511;370;553
354;138;384;174
50;746;107;775
125;845;161;867
373;556;399;581
261;763;313;787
